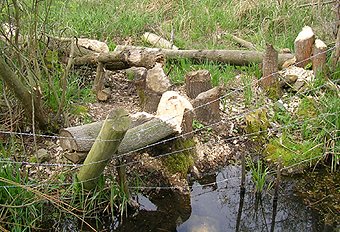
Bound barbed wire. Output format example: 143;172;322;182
0;46;335;144
0;46;338;190
0;108;338;189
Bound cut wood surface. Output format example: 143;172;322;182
156;91;193;133
142;32;179;50
185;70;212;99
114;45;294;67
294;26;315;68
312;39;327;74
77;109;131;190
142;63;171;113
73;49;165;70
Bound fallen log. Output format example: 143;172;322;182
47;36;109;58
60;92;193;158
114;45;294;67
72;49;165;70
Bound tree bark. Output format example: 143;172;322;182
185;70;212;99
0;57;49;130
294;26;315;68
114;45;294;67
77;109;130;190
60;116;180;155
73;49;165;70
261;44;281;98
312;39;327;75
193;87;221;125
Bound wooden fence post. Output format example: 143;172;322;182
77;108;131;190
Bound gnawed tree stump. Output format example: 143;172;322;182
294;26;315;68
193;87;221;125
185;70;212;99
124;66;148;98
261;44;281;99
312;39;327;75
156;91;196;177
93;62;111;101
141;63;171;113
156;91;193;133
77;108;130;190
114;45;294;67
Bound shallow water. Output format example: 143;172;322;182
113;165;338;232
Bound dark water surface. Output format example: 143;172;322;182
64;165;338;231
112;165;338;232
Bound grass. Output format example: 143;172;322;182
0;0;339;230
246;158;272;194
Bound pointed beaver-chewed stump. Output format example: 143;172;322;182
156;91;196;177
140;63;171;113
261;44;281;99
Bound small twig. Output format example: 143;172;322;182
298;0;336;8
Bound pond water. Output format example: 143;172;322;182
112;165;338;232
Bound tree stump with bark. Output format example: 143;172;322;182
312;39;327;75
185;70;212;99
294;26;315;68
193;87;221;125
261;44;281;99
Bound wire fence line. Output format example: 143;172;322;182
0;109;338;189
0;46;338;190
0;105;338;170
1;74;338;170
0;46;335;144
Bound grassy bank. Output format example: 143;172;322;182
0;0;339;230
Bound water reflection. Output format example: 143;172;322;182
177;165;329;232
112;165;334;232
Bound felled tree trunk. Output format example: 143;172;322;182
185;70;212;99
193;87;221;125
47;36;109;58
114;45;294;67
73;49;165;71
312;39;327;75
61;114;183;157
0;57;49;130
77;109;130;190
294;26;315;68
261;44;281;98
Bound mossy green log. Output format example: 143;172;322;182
162;138;196;177
77;108;131;190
